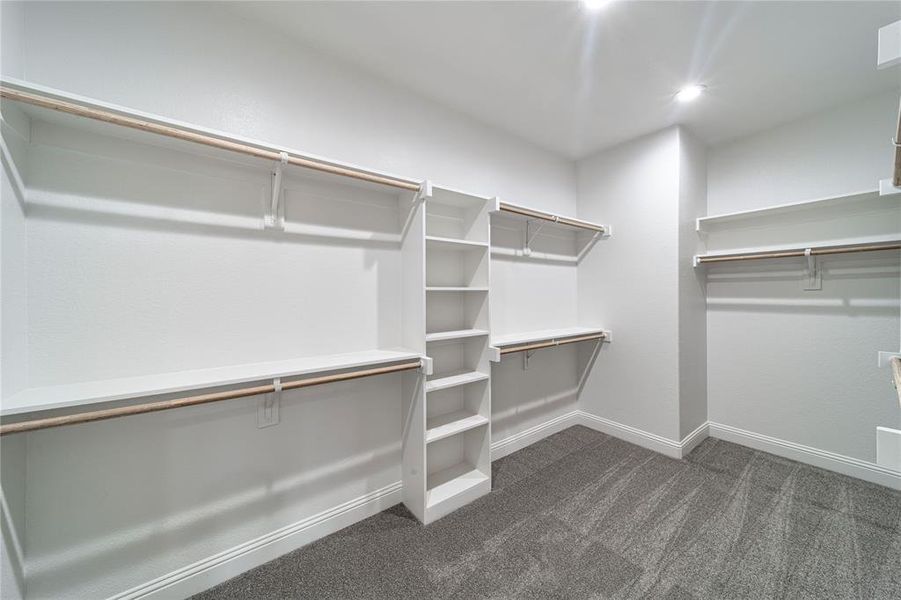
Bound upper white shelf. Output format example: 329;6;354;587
493;201;607;235
0;77;420;195
696;190;884;233
1;348;422;417
491;326;607;348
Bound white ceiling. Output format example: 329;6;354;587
230;1;901;159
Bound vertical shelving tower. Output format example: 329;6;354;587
401;183;493;524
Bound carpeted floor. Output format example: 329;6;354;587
193;426;901;599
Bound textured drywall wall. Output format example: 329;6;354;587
706;92;901;462
577;128;682;441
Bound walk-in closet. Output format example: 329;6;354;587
1;2;899;599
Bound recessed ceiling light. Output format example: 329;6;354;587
675;84;706;103
582;0;613;11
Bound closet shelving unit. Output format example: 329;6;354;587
402;184;493;524
0;80;428;437
488;200;610;368
694;187;901;268
490;201;609;263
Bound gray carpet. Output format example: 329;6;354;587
193;426;901;599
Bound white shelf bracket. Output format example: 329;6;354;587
258;377;282;428
489;346;501;363
524;219;548;256
523;349;535;370
420;356;433;376
265;151;289;230
417;179;433;203
803;248;821;291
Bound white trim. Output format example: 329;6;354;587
108;482;403;600
576;410;684;458
708;422;901;491
679;421;710;456
490;411;581;460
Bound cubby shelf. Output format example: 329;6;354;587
425;329;490;343
1;349;421;417
425;411;489;444
426;287;489;292
425;370;490;393
426;464;490;508
425;236;489;250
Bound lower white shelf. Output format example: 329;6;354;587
2;348;422;417
425;370;489;393
426;411;489;444
426;463;490;509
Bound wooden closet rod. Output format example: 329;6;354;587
499;333;606;356
0;86;421;193
0;360;422;436
498;202;605;233
696;241;901;265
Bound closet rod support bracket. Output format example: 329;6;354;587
803;248;821;291
264;152;289;230
258;377;282;428
420;356;433;376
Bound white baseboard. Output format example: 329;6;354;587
490;410;581;460
109;482;403;600
708;422;901;491
679;421;710;456
576;410;686;458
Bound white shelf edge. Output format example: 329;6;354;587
425;412;489;444
693;235;901;265
425;287;489;292
2;348;423;417
696;189;881;232
491;326;607;348
425;329;490;343
425;464;489;508
491;201;606;234
879;178;901;196
425;370;489;393
425;235;489;249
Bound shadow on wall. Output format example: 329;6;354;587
492;342;606;438
705;252;901;315
19;379;402;598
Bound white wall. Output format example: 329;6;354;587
4;2;578;598
708;91;898;213
1;2;28;597
20;1;575;215
706;91;901;463
577;128;682;442
677;129;708;439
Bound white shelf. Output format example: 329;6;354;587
1;348;422;417
0;77;418;196
425;287;489;292
491;326;606;348
493;201;606;234
426;464;489;508
425;329;489;343
426;411;489;444
425;370;489;393
425;236;489;250
696;190;881;232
